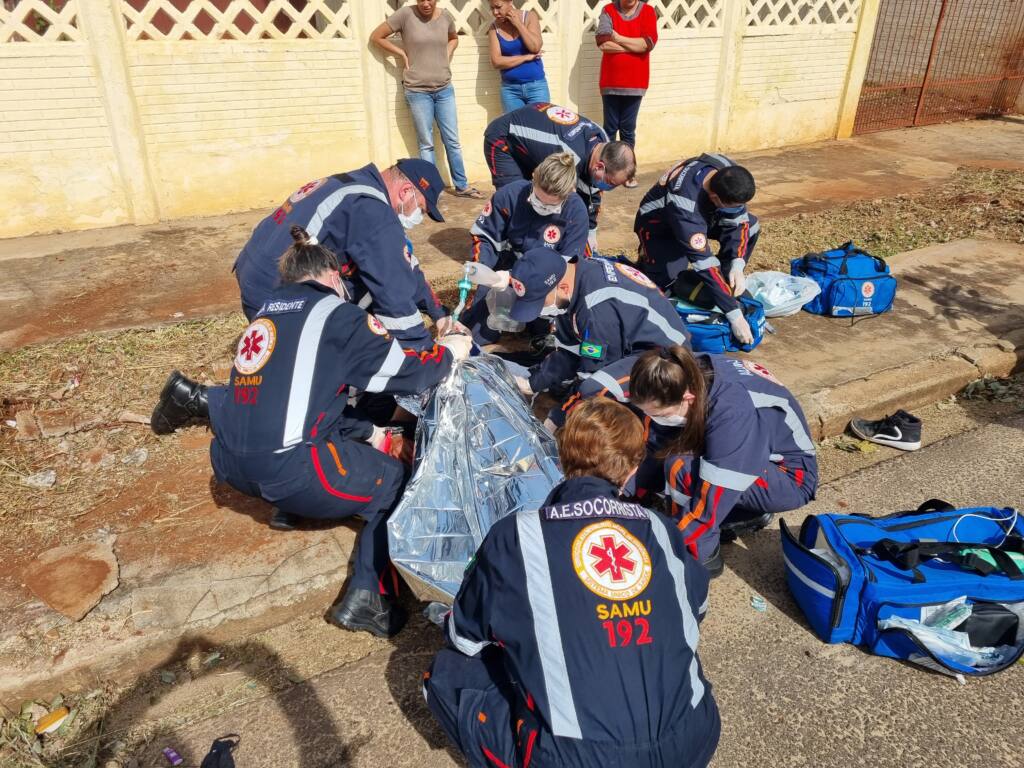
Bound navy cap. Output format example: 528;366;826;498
508;248;568;322
396;158;445;223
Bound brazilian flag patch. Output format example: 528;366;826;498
580;341;605;360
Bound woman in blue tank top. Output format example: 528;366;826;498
488;0;550;113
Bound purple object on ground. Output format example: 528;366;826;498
162;747;184;766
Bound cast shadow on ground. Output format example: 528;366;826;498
52;637;361;768
427;227;474;265
724;524;809;627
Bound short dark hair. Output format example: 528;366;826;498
279;225;340;284
600;141;637;179
708;165;755;206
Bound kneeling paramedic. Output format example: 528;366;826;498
483;102;636;251
562;346;817;576
425;398;720;768
233;158;454;349
634;154;760;345
491;248;688;402
461;152;591;345
151;227;472;637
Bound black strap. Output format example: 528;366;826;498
848;498;956;520
865;538;1024;582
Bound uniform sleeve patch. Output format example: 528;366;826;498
543;225;562;244
741;360;782;385
259;299;306;315
572;521;653;601
482;200;493;216
546;106;579;126
367;314;391;337
688;232;708;251
509;277;526;297
234;318;277;375
614;263;657;289
288;178;326;204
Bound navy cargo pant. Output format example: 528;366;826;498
636;227;761;294
666;453;817;561
212;429;406;596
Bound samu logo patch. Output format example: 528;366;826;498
235;318;276;375
572;521;652;601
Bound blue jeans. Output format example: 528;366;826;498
404;84;469;190
500;78;550;113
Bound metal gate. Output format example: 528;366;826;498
854;0;1024;134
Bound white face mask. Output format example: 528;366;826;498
529;191;563;217
650;413;687;427
538;302;567;318
398;196;425;230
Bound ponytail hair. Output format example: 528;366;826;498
533;152;578;200
278;225;341;285
629;345;710;457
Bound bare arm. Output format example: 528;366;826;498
370;21;408;67
598;40;628;53
447;32;459;61
609;29;651;54
508;9;543;53
488;27;539;70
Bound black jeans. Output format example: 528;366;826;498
602;93;644;147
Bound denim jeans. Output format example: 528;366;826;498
500;78;551;113
404;83;469;190
602;93;644;147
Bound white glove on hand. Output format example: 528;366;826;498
440;332;473;361
369;425;388;450
729;263;747;297
465;262;510;290
515;376;534;397
729;314;754;346
435;316;469;336
587;229;599;253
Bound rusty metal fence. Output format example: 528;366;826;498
854;0;1024;134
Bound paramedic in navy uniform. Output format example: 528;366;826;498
150;227;472;637
233;158;456;349
634;153;760;345
482;102;637;251
425;398;720;768
562;345;817;576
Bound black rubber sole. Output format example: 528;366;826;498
327;605;408;639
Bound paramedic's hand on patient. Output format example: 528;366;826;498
435;316;469;337
465;263;511;290
369;425;389;450
729;263;747;297
515;376;534;397
730;314;754;346
440;332;473;361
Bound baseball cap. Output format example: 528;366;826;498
508;248;568;322
395;158;445;223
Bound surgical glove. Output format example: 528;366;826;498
440;332;473;361
729;263;747;297
465;262;510;290
515;376;534;397
369;425;388;450
435;315;469;337
729;314;754;346
587;229;598;253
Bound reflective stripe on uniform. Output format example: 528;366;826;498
586;369;628;401
376;310;425;331
470;222;508;252
306;184;387;241
698;459;759;492
692;255;721;271
583;287;688;347
667;192;696;212
357;293;373;310
516;510;582;739
748;391;816;454
706;153;733;167
638;197;666;216
282;294;344;447
749;221;761;236
719;212;749;226
645;510;707;708
447;615;491;656
508;124;581;165
554;338;581;356
666;485;692;509
365;339;407;393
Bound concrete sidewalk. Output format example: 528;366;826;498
1;119;1022;351
2;236;1022;706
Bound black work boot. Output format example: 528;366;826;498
720;512;775;543
151;371;209;435
702;544;724;580
268;507;301;531
327;588;408;638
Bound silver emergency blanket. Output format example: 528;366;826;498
388;355;562;603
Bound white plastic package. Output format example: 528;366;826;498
745;271;821;317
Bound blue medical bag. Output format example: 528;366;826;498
790;242;896;317
781;500;1024;676
674;294;767;354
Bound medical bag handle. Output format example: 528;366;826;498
847;498;956;521
861;537;1024;584
799;242;887;276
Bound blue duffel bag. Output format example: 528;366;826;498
790;241;896;317
674;294;767;354
781;500;1024;676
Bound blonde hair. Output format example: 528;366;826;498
532;152;578;200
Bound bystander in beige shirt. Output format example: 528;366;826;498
386;6;457;93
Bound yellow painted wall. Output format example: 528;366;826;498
1;0;877;239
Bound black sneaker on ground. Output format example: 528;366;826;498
327;588;408;638
151;371;209;435
849;409;922;451
719;511;775;543
702;544;724;580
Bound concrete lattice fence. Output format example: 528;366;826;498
0;0;881;238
